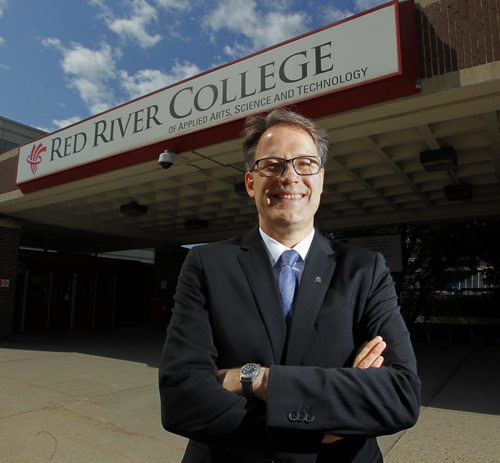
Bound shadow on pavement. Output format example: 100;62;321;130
414;341;500;416
0;326;167;369
2;328;500;416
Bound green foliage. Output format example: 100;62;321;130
400;218;500;323
326;219;500;324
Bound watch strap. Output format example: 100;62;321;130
241;379;253;399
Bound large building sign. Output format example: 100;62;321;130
17;1;418;190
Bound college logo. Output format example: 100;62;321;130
26;143;47;175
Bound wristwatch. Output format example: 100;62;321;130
240;363;261;399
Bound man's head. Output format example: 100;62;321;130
243;109;329;242
242;109;329;171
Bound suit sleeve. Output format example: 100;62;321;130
266;252;421;437
158;248;263;443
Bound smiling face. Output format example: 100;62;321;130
245;124;324;243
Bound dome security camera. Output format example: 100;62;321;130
159;150;175;169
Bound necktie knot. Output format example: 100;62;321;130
279;249;300;268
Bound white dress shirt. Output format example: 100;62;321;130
259;227;315;283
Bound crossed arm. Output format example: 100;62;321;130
160;248;420;443
217;336;387;443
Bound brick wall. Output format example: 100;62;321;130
0;224;20;338
0;154;19;194
417;0;500;78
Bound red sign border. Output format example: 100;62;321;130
17;0;419;193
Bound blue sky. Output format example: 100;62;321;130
0;0;384;132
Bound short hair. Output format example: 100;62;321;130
242;108;329;171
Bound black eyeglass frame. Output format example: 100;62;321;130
251;155;323;177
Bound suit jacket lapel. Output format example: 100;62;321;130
285;231;337;365
237;227;287;364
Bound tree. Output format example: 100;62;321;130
400;219;500;324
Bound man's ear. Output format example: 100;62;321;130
245;171;255;198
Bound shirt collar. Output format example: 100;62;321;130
259;227;315;266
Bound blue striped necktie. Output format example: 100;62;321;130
278;249;300;318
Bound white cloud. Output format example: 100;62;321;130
120;60;200;99
205;0;308;56
324;6;354;23
0;0;8;17
154;0;190;10
41;37;62;49
0;1;4;47
0;13;7;72
93;0;162;49
354;0;385;11
223;42;251;59
52;116;82;130
43;38;117;115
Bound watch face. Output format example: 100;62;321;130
241;363;260;379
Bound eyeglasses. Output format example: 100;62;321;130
252;156;322;177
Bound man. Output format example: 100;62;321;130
159;109;420;462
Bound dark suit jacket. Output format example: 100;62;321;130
159;228;420;462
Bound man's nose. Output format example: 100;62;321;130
279;161;299;181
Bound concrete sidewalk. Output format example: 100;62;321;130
0;329;499;462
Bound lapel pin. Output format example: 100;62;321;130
314;276;322;284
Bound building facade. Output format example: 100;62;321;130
1;0;499;337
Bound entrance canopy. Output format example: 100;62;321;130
1;1;499;250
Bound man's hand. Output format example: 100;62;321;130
352;335;386;369
322;336;386;444
217;336;386;443
217;336;386;396
217;367;269;401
